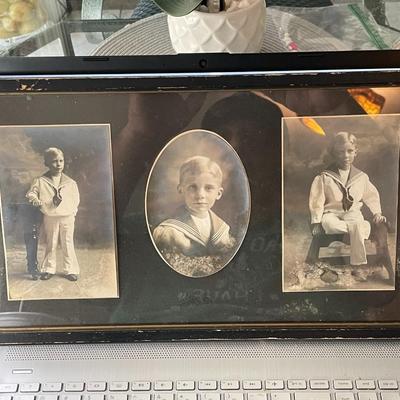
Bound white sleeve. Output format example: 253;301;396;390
309;175;325;224
363;176;382;215
73;182;80;208
153;225;191;254
153;225;178;248
26;178;40;203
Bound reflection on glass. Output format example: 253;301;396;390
0;0;398;57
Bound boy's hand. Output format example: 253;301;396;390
311;223;323;236
31;199;42;207
373;213;387;224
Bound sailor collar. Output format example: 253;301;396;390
159;207;228;248
41;172;73;189
321;164;364;188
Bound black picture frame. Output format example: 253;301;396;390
0;67;400;344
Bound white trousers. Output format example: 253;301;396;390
41;215;79;275
321;210;371;266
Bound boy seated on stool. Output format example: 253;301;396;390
309;132;387;280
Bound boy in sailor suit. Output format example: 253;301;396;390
26;147;80;281
309;131;386;270
153;156;235;256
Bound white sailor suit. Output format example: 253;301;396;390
26;172;80;275
309;165;382;265
153;206;235;256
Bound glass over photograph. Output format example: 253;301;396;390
146;129;251;278
282;114;400;292
0;124;118;301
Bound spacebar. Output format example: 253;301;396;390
294;393;331;400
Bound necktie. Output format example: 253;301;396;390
339;185;353;211
53;187;62;207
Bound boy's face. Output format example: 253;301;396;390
47;154;64;175
333;142;357;170
178;172;223;218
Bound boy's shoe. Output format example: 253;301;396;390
65;274;78;281
40;273;54;280
351;267;368;282
320;268;339;283
31;273;39;281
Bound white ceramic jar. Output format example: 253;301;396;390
167;0;266;53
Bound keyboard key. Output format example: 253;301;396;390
287;380;307;390
20;384;40;393
108;395;127;400
131;394;151;400
109;383;129;392
176;382;195;391
12;370;33;376
224;393;243;400
42;383;62;392
220;381;239;390
198;382;217;391
65;383;85;392
242;381;262;390
335;393;355;400
60;395;81;400
0;396;12;400
199;394;220;400
87;383;107;392
84;395;104;400
154;394;174;400
0;385;18;393
295;393;330;400
333;381;353;390
14;396;35;400
356;380;375;390
270;393;290;400
177;393;197;400
131;383;151;392
154;382;173;391
38;396;58;400
309;380;329;390
358;394;378;400
265;381;284;390
247;393;266;400
381;394;400;400
379;380;398;390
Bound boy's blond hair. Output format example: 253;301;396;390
44;147;64;167
179;156;223;186
329;131;357;155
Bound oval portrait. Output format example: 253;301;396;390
145;129;251;278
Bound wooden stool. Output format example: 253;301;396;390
306;222;394;281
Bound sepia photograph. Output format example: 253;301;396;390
0;124;118;300
282;114;399;292
146;129;251;278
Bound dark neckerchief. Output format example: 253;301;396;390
42;172;65;207
322;165;363;211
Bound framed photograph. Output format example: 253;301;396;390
145;129;251;278
1;79;400;342
0;124;119;301
282;114;400;292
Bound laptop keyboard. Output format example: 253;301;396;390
1;380;399;400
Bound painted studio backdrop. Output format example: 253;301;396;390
0;124;118;301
